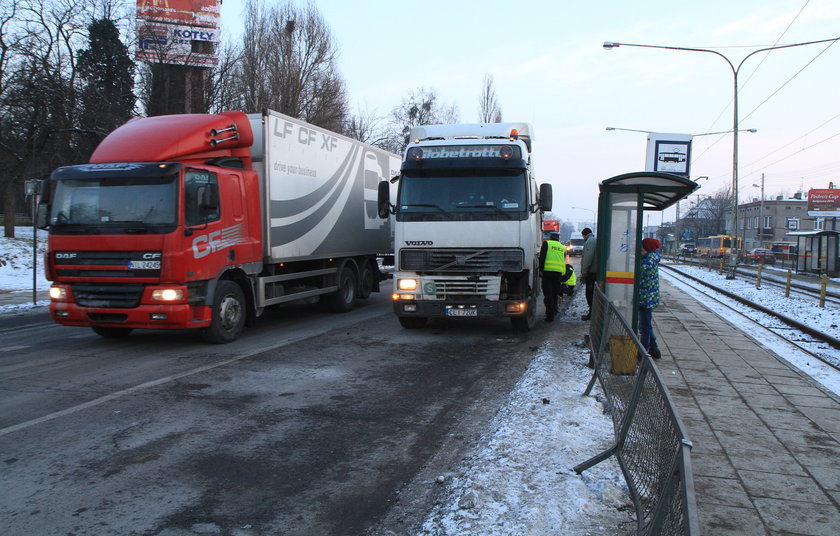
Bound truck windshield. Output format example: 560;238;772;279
397;170;528;222
49;175;178;233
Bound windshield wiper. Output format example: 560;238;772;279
110;220;153;233
457;204;515;219
400;203;454;219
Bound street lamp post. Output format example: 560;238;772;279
604;37;840;277
571;206;597;228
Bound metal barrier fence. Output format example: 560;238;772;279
574;285;700;536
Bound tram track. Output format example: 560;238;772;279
661;263;840;374
672;257;840;305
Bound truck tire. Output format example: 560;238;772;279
357;260;375;299
201;280;246;343
510;297;537;333
398;316;427;329
92;326;133;338
329;266;357;313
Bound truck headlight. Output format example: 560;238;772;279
49;286;67;301
397;278;418;291
152;288;184;301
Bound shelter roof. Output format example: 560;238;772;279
600;171;699;211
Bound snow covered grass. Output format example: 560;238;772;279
0;227;49;292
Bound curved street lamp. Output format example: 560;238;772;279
604;36;840;276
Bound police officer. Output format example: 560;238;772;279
539;233;571;322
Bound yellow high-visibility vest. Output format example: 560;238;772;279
544;241;567;273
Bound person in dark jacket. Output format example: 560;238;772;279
639;238;662;359
580;228;597;320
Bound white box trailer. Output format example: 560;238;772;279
250;109;401;263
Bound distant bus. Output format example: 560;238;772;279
696;235;741;258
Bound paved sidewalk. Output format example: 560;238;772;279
655;280;840;535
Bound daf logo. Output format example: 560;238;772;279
56;252;77;259
405;241;433;246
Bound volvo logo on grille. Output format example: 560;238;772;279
405;241;433;246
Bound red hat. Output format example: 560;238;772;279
642;238;661;251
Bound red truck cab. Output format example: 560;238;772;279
43;111;262;342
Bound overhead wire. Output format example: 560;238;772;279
691;1;810;166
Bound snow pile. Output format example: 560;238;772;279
419;340;634;536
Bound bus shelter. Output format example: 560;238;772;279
596;172;699;330
788;230;839;276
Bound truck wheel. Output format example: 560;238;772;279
201;280;246;344
357;261;375;299
398;316;427;329
329;267;357;313
92;326;133;338
510;297;537;333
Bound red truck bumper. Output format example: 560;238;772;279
50;301;212;330
49;283;213;332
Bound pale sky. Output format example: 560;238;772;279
220;0;840;226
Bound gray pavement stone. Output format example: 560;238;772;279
752;497;840;536
738;469;832;503
656;279;840;536
697;504;767;536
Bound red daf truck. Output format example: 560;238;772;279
38;109;400;342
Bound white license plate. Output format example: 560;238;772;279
128;260;160;270
446;308;477;317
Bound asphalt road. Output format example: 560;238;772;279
0;293;551;535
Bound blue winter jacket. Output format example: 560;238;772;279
639;250;661;309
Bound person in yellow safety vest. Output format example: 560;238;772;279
539;233;572;322
559;263;576;299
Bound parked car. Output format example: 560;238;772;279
743;248;776;265
679;243;697;256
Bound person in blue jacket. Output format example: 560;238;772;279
639;238;662;359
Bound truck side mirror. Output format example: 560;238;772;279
36;205;49;229
377;180;392;218
538;183;553;212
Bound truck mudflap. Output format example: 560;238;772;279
49;302;212;330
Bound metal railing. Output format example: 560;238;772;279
574;285;700;536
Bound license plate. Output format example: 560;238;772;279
445;308;477;317
128;260;160;270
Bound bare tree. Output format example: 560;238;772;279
385;87;459;153
0;0;90;237
237;0;348;131
478;72;502;123
680;187;733;240
343;105;388;146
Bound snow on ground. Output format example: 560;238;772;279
416;324;635;536
0;227;50;311
3;229;839;534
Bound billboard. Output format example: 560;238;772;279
137;0;220;28
645;132;692;178
135;21;220;67
807;188;840;217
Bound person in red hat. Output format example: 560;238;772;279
639;238;662;359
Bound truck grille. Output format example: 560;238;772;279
401;249;523;272
71;284;144;308
54;251;161;278
424;276;501;300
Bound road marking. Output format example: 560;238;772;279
0;345;29;352
0;307;391;437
